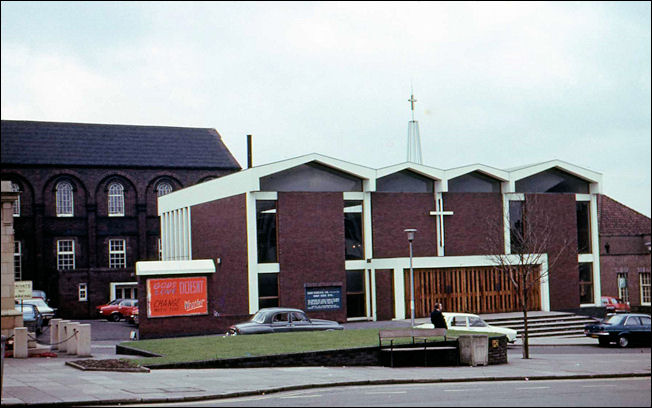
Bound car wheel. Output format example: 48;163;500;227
617;335;629;348
109;313;121;322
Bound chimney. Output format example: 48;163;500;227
247;134;252;169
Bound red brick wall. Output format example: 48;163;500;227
371;193;437;258
443;193;504;256
137;194;250;338
374;269;394;320
277;192;347;322
526;194;579;310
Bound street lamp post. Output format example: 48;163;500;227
404;228;417;327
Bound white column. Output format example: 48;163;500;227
393;266;406;319
590;194;602;305
246;192;259;313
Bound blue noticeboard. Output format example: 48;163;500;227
305;287;342;311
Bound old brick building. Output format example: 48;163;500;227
136;153;650;338
1;120;240;318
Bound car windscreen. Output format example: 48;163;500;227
603;315;625;325
469;317;488;327
251;311;267;323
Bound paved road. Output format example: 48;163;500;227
132;377;652;407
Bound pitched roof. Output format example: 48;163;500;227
598;195;651;236
1;120;241;169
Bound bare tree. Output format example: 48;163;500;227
486;195;570;359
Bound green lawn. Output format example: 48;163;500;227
120;328;501;367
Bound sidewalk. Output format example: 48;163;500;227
2;337;650;406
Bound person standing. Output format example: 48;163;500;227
430;302;447;329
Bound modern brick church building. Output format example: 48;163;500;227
136;153;650;338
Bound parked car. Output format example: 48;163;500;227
15;303;44;335
15;298;56;322
32;290;48;301
600;296;631;313
584;313;651;347
127;306;139;325
415;312;518;343
227;307;344;336
97;298;138;322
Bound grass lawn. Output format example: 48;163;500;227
120;328;500;367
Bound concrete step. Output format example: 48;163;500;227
483;312;598;338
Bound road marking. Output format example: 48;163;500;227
365;391;407;395
280;394;322;399
516;386;550;390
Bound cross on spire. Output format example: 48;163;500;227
408;93;417;121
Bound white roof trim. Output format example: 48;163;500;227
135;260;216;276
508;160;602;184
376;162;445;180
445;164;509;182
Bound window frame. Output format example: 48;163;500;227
14;241;22;281
156;182;173;197
107;182;125;216
78;283;88;302
56;181;74;217
640;272;651;306
617;272;629;303
109;239;127;269
57;239;75;270
11;182;20;217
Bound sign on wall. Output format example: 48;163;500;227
14;281;33;299
146;276;208;318
305;286;342;311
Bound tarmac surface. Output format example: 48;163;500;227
1;316;650;406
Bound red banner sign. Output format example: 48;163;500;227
147;277;208;318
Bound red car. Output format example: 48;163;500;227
601;296;630;313
97;298;138;322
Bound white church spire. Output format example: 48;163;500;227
407;88;423;164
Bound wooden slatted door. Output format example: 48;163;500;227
404;266;541;317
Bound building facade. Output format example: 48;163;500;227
1;120;241;318
136;153;649;338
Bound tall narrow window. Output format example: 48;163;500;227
109;239;126;268
256;201;277;263
617;272;629;302
579;263;593;304
258;273;279;308
344;200;363;260
576;202;591;253
14;241;22;280
158;238;163;260
509;200;524;253
56;181;74;216
108;182;125;216
78;283;88;302
346;270;366;318
640;272;651;305
11;182;20;217
156;182;173;197
57;240;75;270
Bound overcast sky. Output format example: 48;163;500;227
2;1;650;216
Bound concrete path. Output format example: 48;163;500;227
1;318;650;406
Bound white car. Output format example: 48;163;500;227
415;312;518;343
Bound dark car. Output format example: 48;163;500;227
15;303;44;335
97;298;138;322
227;307;344;336
584;313;651;347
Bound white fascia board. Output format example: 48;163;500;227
376;162;446;181
135;259;216;276
444;164;509;182
508;160;602;186
254;153;376;181
158;169;259;214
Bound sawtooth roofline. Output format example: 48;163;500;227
158;153;603;214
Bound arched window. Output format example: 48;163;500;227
108;182;125;216
156;182;173;197
11;182;20;217
56;181;74;216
